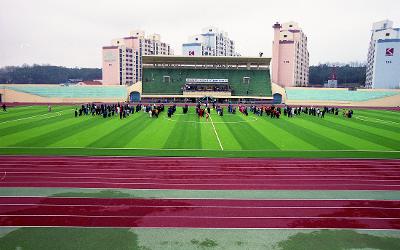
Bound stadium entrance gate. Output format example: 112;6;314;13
273;93;282;104
199;96;217;103
129;91;141;102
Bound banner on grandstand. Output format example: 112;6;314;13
186;79;229;83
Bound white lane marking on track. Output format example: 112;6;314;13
0;204;398;210
0;171;6;181
1;161;398;166
5;172;400;178
3;175;400;182
0;226;395;230
4;167;399;171
0;195;398;201
2;180;400;186
0;111;64;125
4;173;400;178
0;215;398;220
209;114;224;151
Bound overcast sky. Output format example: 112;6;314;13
1;0;399;68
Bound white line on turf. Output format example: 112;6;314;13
355;116;400;125
0;146;399;153
0;111;64;125
209;114;224;151
165;116;258;124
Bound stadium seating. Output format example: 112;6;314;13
285;88;400;101
4;85;127;99
142;68;272;97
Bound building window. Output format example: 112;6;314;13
386;33;390;37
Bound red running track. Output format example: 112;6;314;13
0;197;399;229
0;156;400;190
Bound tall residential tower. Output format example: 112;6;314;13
271;22;309;87
366;20;400;89
102;30;173;85
182;27;240;57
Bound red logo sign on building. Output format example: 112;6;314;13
386;48;394;56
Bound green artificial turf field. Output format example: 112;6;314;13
0;105;399;158
1;105;400;250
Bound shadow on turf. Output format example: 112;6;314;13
276;230;400;250
0;227;142;250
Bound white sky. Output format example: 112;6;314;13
0;0;399;68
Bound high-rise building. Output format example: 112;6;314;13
102;30;173;85
271;22;309;87
182;26;240;57
366;20;400;89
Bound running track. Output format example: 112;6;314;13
0;197;399;229
0;156;399;229
0;156;399;190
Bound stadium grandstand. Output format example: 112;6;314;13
282;87;400;107
1;54;399;107
140;55;273;103
0;84;129;103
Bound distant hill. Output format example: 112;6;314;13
309;64;366;87
0;65;101;84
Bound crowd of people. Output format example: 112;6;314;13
182;84;230;92
194;102;226;121
238;105;282;118
145;104;165;118
167;105;177;118
343;109;354;118
73;103;174;120
232;105;353;120
68;102;353;121
74;103;137;119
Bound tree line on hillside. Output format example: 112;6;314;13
309;63;366;87
0;63;366;86
0;64;102;84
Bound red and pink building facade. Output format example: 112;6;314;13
102;30;173;85
272;22;309;87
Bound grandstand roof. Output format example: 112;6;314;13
143;55;271;66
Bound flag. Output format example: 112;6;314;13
386;48;394;56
